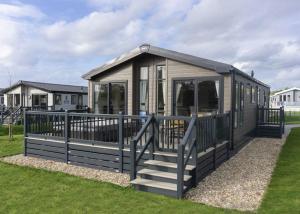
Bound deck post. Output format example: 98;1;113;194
226;113;230;159
130;140;137;180
118;111;124;173
153;115;159;152
256;105;260;136
191;114;198;187
149;114;155;160
64;110;69;163
24;108;27;156
212;115;217;170
177;144;184;199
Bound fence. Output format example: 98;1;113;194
129;112;231;198
256;107;285;137
24;110;231;198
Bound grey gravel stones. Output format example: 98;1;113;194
185;137;286;211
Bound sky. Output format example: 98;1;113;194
0;0;300;90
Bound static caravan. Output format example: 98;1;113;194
82;44;270;148
23;44;280;198
270;87;300;111
2;80;88;111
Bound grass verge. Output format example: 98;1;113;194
258;127;300;213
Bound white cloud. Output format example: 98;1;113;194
0;2;44;19
0;0;300;90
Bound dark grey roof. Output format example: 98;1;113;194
0;88;4;96
2;80;88;94
82;44;269;88
82;44;233;79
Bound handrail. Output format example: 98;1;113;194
180;116;197;147
132;115;153;142
184;138;196;167
130;114;154;180
177;115;197;198
136;135;153;163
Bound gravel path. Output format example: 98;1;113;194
185;135;287;211
1;155;130;187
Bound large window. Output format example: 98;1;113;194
198;80;219;114
251;86;255;103
139;67;149;115
94;82;126;114
78;95;83;106
95;84;108;113
234;82;239;128
174;78;221;116
239;83;244;127
257;87;260;105
157;65;167;115
71;95;78;105
15;94;20;106
32;94;48;109
7;94;13;107
55;94;62;105
110;83;126;114
174;80;195;116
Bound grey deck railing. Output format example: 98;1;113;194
176;113;230;198
24;110;231;196
257;106;285;134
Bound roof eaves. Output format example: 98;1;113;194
233;67;270;88
82;47;143;80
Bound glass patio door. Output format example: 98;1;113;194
174;80;195;116
32;94;48;110
94;82;126;114
197;80;220;116
173;78;221;116
110;83;126;114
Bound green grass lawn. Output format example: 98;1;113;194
0;125;237;214
285;115;300;124
258;127;300;213
0;126;299;213
0;162;239;214
0;125;24;136
0;135;23;157
0;125;24;157
285;111;300;124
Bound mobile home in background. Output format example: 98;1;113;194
270;87;300;111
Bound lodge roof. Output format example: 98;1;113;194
82;44;269;88
271;87;300;96
2;80;88;94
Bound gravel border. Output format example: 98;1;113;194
1;154;130;187
185;136;287;211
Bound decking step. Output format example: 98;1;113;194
144;160;195;171
131;178;186;192
138;169;191;181
153;151;177;157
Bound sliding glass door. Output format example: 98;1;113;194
32;94;48;110
173;78;221;116
110;83;126;114
197;80;219;115
95;84;108;114
174;80;195;116
94;82;126;114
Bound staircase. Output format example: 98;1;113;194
256;106;284;138
129;113;231;198
0;106;24;125
130;151;195;198
256;124;283;138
